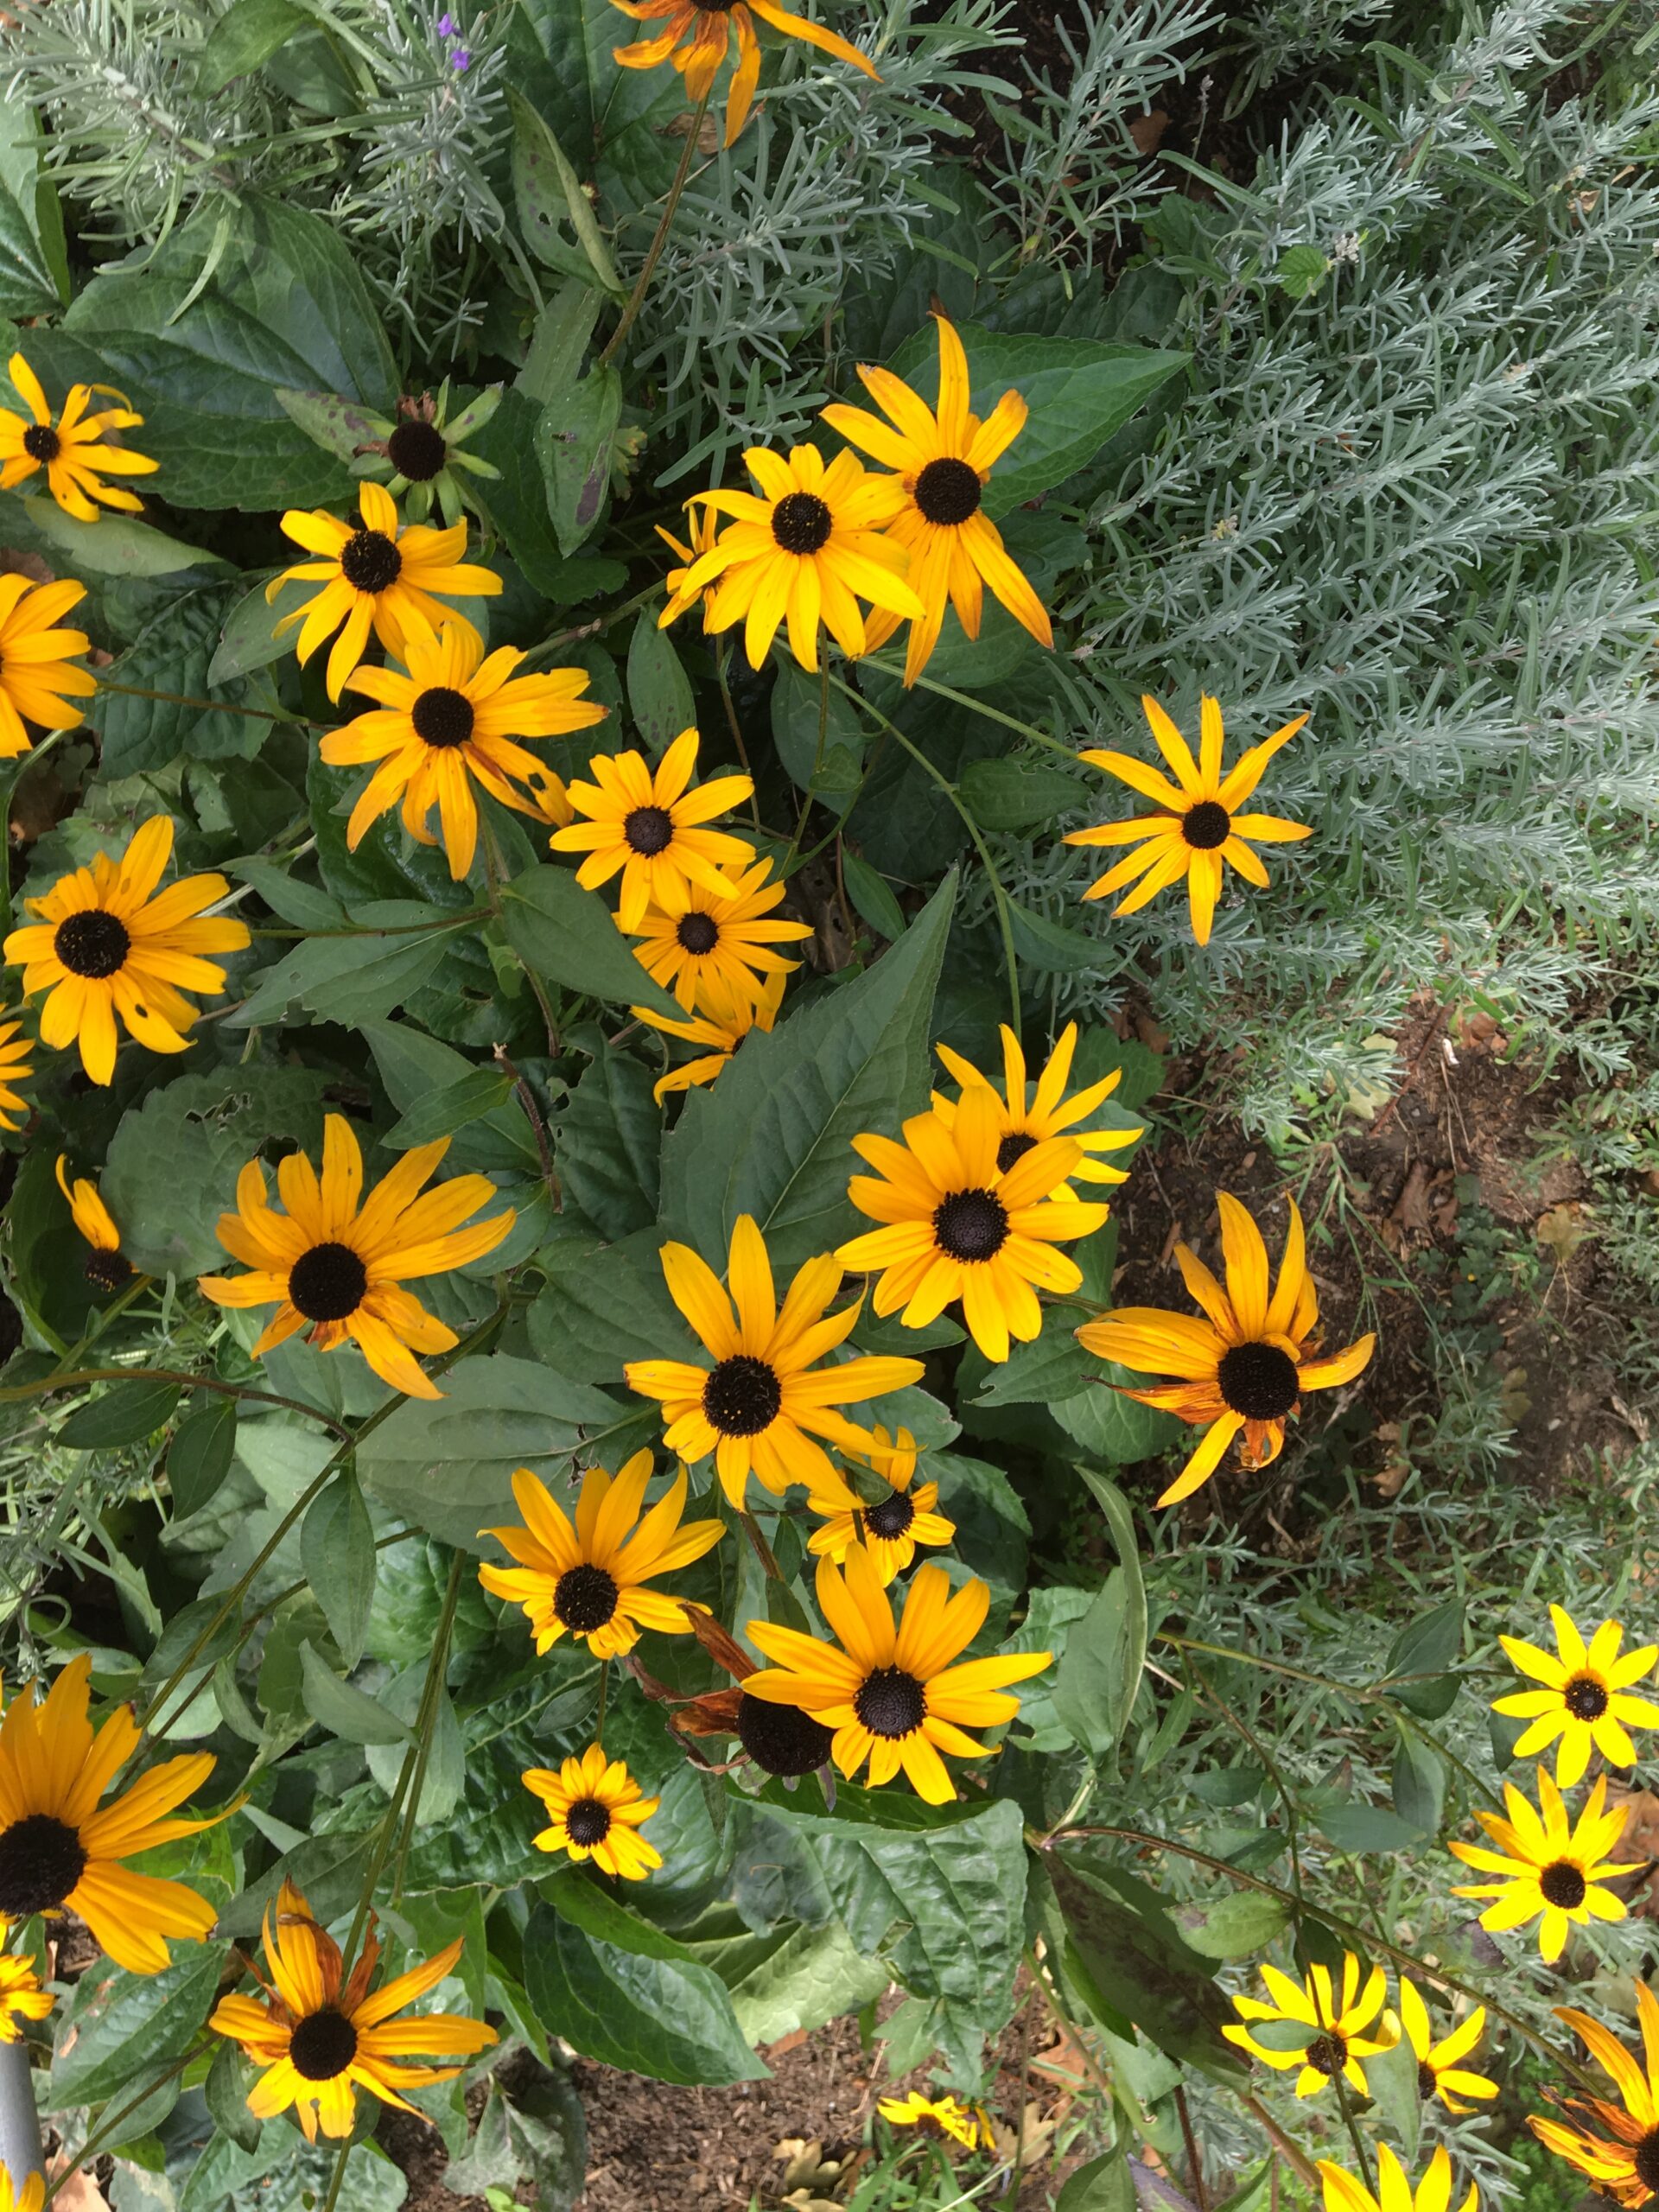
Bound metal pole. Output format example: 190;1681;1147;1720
0;2037;44;2191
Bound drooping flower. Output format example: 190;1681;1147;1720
1319;2145;1477;2212
743;1548;1050;1803
56;1157;131;1294
1529;1981;1659;2207
625;1213;923;1506
198;1113;513;1400
632;968;785;1100
0;1942;52;2044
1065;696;1311;946
3;816;249;1086
522;1746;662;1879
1224;1955;1397;2098
208;1880;495;2143
478;1454;724;1660
610;0;878;151
837;1085;1109;1363
806;1426;954;1587
656;505;722;632
1077;1191;1375;1507
549;726;754;931
0;1020;32;1132
0;1654;225;1975
347;383;502;525
1492;1606;1659;1786
667;1609;837;1780
0;355;158;521
0;575;97;757
1449;1769;1638;1962
822;314;1052;686
1395;1977;1497;2114
931;1020;1141;1198
628;855;810;1013
878;2091;991;2149
0;2164;43;2212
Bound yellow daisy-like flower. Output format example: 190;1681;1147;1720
0;2167;44;2212
806;1426;955;1587
633;967;785;1100
1450;1769;1638;1962
1224;1955;1397;2099
479;1453;724;1660
0;575;97;757
743;1548;1050;1804
1065;696;1312;946
269;481;501;702
325;617;606;880
522;1745;662;1880
657;505;721;632
198;1113;513;1401
679;444;924;673
878;2091;989;2150
611;0;877;151
208;1880;495;2145
931;1020;1141;1197
1395;1977;1497;2115
56;1156;132;1294
3;816;250;1086
0;1939;53;2044
0;1019;32;1132
1077;1192;1376;1507
1493;1605;1659;1787
0;1654;225;1975
1529;1981;1659;2207
837;1085;1110;1364
550;725;754;931
1319;2146;1477;2212
0;355;158;521
624;1213;924;1507
822;313;1052;686
629;854;811;1014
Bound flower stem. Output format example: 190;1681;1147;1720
597;92;711;371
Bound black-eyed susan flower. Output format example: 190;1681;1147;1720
325;616;606;880
198;1113;513;1400
822;314;1052;687
522;1745;662;1879
628;855;810;1013
611;0;877;150
657;505;721;633
0;1653;225;1975
837;1086;1109;1364
0;1941;52;2043
1493;1606;1659;1787
56;1157;130;1294
678;445;923;673
807;1427;954;1587
1224;1955;1397;2098
0;1020;31;1131
633;968;784;1100
349;383;502;525
1529;1981;1659;2207
1065;696;1311;946
1395;1977;1497;2113
0;2165;43;2212
209;1880;495;2143
0;355;158;521
1450;1770;1637;1962
0;575;97;757
670;1611;837;1780
550;726;754;931
3;816;250;1087
932;1020;1141;1198
744;1548;1049;1803
625;1213;924;1506
479;1453;724;1659
878;2091;990;2149
1077;1191;1375;1507
269;481;501;702
1319;2146;1477;2212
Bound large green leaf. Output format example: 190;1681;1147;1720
1052;1855;1248;2085
1052;1476;1146;1764
526;1230;695;1383
96;587;271;777
499;862;681;1017
691;1917;888;2046
359;1019;540;1176
229;905;475;1030
556;1042;662;1236
507;0;683;217
46;1943;230;2109
0;101;67;315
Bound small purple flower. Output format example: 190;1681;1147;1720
435;11;454;32
450;45;470;67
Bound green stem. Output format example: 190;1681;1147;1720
97;677;299;725
861;658;1078;762
782;659;831;868
5;1365;352;1440
595;1657;610;1743
44;2041;207;2196
596;90;711;370
318;2133;354;2212
1332;2068;1374;2191
390;1549;465;1908
715;639;764;830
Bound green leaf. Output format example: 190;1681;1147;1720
97;586;270;776
1366;2027;1424;2161
468;386;625;601
1317;1799;1426;1853
1058;2149;1136;2212
232;857;346;931
1275;244;1331;300
58;1377;181;1450
695;1919;888;2047
1052;1470;1146;1759
385;1068;516;1150
1386;1599;1465;1679
365;1672;465;1824
168;1396;238;1518
536;365;622;554
47;1944;230;2109
1007;896;1103;973
301;1471;377;1666
11;493;226;577
506;86;624;294
204;2040;263;2153
206;575;296;684
1390;1736;1446;1836
974;1329;1091;1406
1052;1856;1248;2084
519;278;605;406
360;1019;538;1175
272;385;387;462
196;0;309;92
1173;1891;1294;1961
1052;1376;1181;1465
842;854;906;943
499;862;680;1016
625;612;695;760
0;101;67;315
297;1639;411;1745
229;906;473;1029
959;759;1083;831
556;1045;662;1239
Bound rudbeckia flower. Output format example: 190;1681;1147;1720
678;445;923;672
478;1453;724;1660
56;1157;131;1294
1319;2146;1477;2212
3;816;250;1086
1493;1606;1659;1786
0;1020;32;1132
1077;1191;1375;1506
522;1745;662;1879
209;1880;495;2143
837;1086;1110;1363
611;0;878;151
628;855;811;1013
1224;1955;1396;2098
632;968;785;1100
1530;1980;1659;2206
1450;1769;1638;1962
806;1426;954;1587
349;382;502;525
657;505;721;632
0;1945;52;2043
625;1213;923;1505
931;1020;1141;1197
878;2091;991;2149
742;1548;1050;1803
0;1654;226;1975
0;2166;43;2212
1065;696;1311;945
269;481;501;702
550;726;754;931
325;617;606;880
0;575;97;757
1395;1977;1497;2114
822;313;1052;686
198;1113;513;1400
0;354;158;521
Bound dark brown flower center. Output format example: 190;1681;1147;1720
736;1692;833;1777
289;2008;359;2082
387;420;448;481
676;912;720;955
855;1664;926;1740
1182;799;1230;850
86;1249;132;1294
1216;1341;1300;1421
553;1562;620;1634
995;1131;1038;1174
1539;1859;1587;1910
565;1797;612;1847
54;909;130;979
0;1813;87;1916
339;528;403;594
1563;1674;1609;1721
863;1491;914;1541
624;804;675;856
22;423;60;463
1306;2032;1349;2078
1633;2132;1659;2192
1418;2060;1438;2099
771;491;834;556
932;1188;1008;1262
288;1241;368;1324
410;685;474;748
913;457;982;526
702;1354;783;1437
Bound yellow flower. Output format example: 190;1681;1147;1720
878;2091;990;2149
0;1020;32;1132
479;1453;724;1660
629;855;810;1014
657;505;721;632
0;1940;53;2044
56;1156;131;1294
522;1745;662;1879
931;1020;1141;1197
1065;696;1311;945
743;1548;1050;1803
822;314;1052;686
806;1426;955;1587
1395;1977;1497;2114
0;575;97;757
0;1654;226;1975
837;1086;1109;1363
324;616;606;880
209;1880;495;2144
0;2165;44;2212
1529;1981;1659;2207
269;481;501;702
679;444;923;672
625;1213;924;1507
550;726;754;931
1493;1605;1659;1787
198;1113;513;1400
611;0;877;150
1449;1769;1638;1962
0;354;158;521
3;816;249;1086
1077;1191;1375;1507
1319;2146;1477;2212
1224;1955;1397;2098
633;968;785;1100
